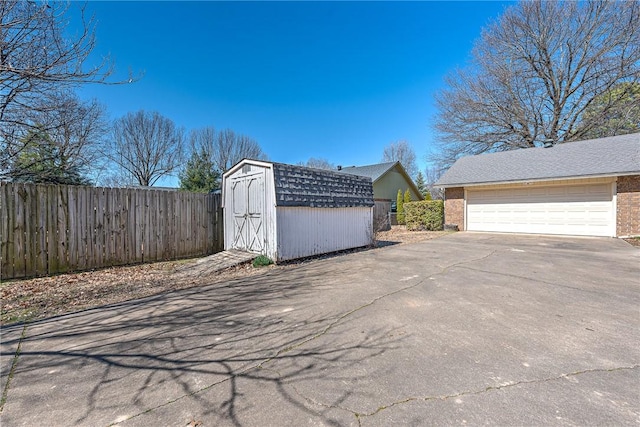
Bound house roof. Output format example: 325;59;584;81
224;159;374;208
339;161;423;200
339;162;398;182
436;133;640;188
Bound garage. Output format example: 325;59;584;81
465;179;616;237
436;133;640;238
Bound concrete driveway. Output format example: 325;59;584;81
1;233;639;426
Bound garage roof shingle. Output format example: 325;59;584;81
436;133;640;187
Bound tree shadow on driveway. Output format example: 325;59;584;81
1;264;403;426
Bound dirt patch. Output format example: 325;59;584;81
623;237;640;247
1;260;274;325
1;226;450;325
376;226;450;246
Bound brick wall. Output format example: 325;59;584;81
617;175;640;237
444;187;465;230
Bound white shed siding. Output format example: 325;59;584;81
274;207;373;261
264;167;277;260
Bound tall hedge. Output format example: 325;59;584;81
404;200;444;231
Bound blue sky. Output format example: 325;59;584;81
73;1;512;185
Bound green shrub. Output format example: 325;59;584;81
396;189;405;225
404;188;412;204
252;255;273;267
398;189;413;225
404;200;444;231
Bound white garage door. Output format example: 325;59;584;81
466;181;615;237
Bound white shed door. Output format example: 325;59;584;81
231;172;265;253
466;182;615;237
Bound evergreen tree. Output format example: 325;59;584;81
396;189;405;225
404;188;412;204
9;126;90;185
179;148;220;193
579;82;640;138
415;171;428;198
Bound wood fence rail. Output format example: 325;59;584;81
0;183;223;280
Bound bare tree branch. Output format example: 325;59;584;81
4;91;107;184
382;140;418;179
187;127;267;175
0;0;137;177
105;111;185;187
433;0;640;167
298;157;335;170
215;129;267;173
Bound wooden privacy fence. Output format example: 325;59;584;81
0;183;223;280
373;200;392;232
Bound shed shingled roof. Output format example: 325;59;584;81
436;133;640;187
271;163;374;208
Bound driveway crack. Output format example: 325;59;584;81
261;365;361;422
0;324;28;413
356;365;640;420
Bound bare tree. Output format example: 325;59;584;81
40;92;107;182
424;165;444;200
105;111;185;187
212;128;267;173
187;127;267;175
0;1;127;175
187;126;217;163
433;0;640;166
382;140;418;178
298;157;335;170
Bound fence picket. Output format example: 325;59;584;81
105;188;116;265
97;187;106;267
142;189;151;262
13;184;26;278
0;183;11;278
35;185;48;276
46;186;58;274
23;185;36;276
148;190;159;262
75;187;86;271
56;185;69;273
161;191;171;260
134;190;143;262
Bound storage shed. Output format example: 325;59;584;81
222;160;374;261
